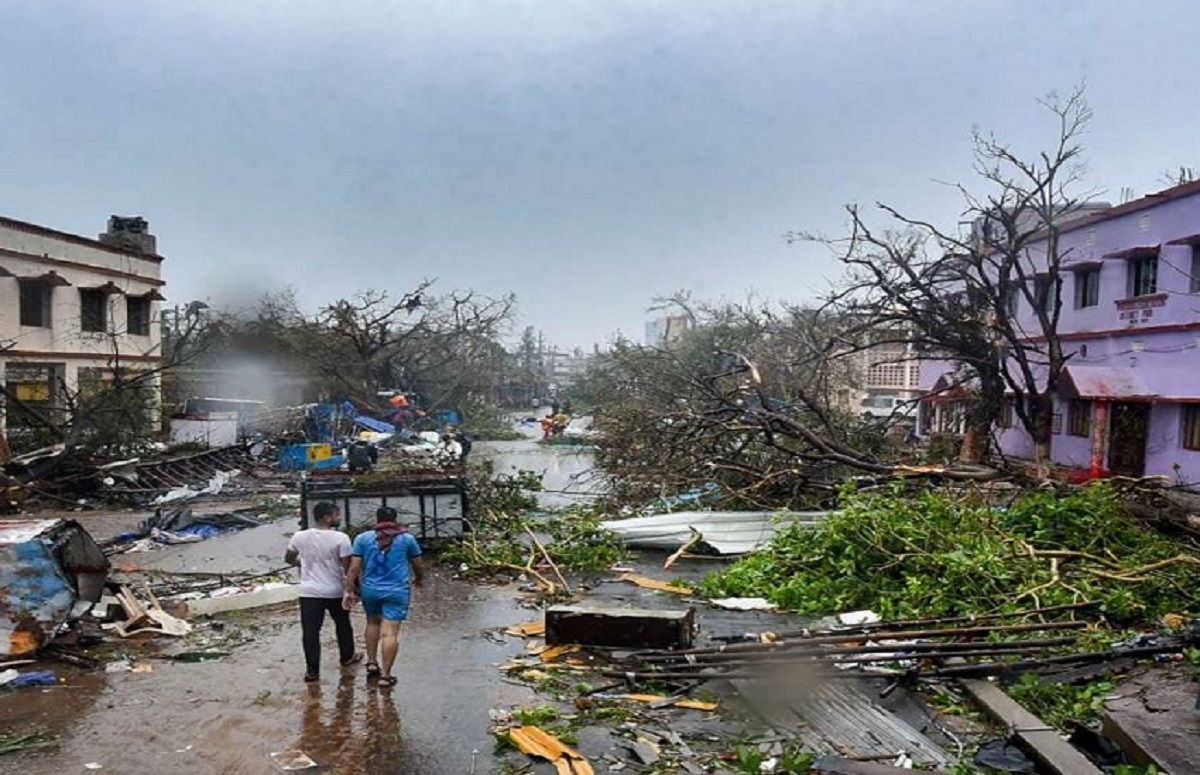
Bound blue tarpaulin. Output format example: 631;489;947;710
0;520;109;657
354;415;397;433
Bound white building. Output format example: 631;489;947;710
855;338;923;421
544;347;598;392
0;215;165;438
644;314;693;348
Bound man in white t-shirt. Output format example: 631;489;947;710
285;501;361;682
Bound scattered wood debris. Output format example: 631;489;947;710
109;586;192;639
617;573;693;595
506;725;595;775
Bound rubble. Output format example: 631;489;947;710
104;507;265;554
0;519;109;657
505;725;595;775
1;442;276;510
107;586;192;639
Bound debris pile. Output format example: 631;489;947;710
697;482;1200;622
103;506;265;553
1;442;277;510
608;603;1195;685
0;519;109;657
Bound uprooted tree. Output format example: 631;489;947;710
580;297;908;509
802;87;1095;465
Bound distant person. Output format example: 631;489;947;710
437;433;463;462
344;506;426;688
348;439;376;474
455;429;473;461
284;501;361;683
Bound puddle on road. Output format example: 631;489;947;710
3;434;591;774
476;435;600;509
2;573;537;775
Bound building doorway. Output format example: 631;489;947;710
1108;402;1150;477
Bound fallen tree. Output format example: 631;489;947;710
580;299;991;511
699;482;1200;623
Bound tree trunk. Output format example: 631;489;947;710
1030;392;1055;477
959;423;989;464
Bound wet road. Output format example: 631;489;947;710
477;417;602;509
4;568;540;775
2;434;586;775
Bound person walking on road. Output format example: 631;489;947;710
285;501;362;683
344;506;426;688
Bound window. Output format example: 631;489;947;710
1183;406;1200;451
1075;268;1100;308
1068;399;1092;437
1190;247;1200;294
1033;276;1060;314
79;288;107;332
127;296;151;336
999;398;1014;429
18;279;51;327
1128;254;1158;297
1003;285;1019;317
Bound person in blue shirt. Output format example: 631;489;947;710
343;506;426;688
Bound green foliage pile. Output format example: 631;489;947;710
439;463;627;578
0;731;57;756
699;483;1200;622
1005;674;1115;729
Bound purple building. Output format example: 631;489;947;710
923;179;1200;484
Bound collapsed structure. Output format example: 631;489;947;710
0;519;109;657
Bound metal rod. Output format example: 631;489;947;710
639;636;1079;664
773;601;1101;638
926;642;1188;678
626;644;1078;674
634;619;1090;659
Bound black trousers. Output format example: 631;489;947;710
300;596;356;676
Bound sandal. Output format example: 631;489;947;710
365;663;381;680
341;653;364;667
377;675;397;688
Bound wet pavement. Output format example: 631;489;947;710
476;418;603;509
1;434;582;775
0;432;824;774
3;562;542;775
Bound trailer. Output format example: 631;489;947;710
298;471;469;542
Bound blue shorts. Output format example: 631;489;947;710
360;588;411;622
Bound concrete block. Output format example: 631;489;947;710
545;605;694;649
181;583;300;616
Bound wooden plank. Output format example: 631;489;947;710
812;757;949;775
959;678;1102;775
1101;667;1200;775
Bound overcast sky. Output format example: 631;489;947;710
1;1;1197;348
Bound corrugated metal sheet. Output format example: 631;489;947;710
732;677;953;766
599;511;827;554
0;519;109;657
